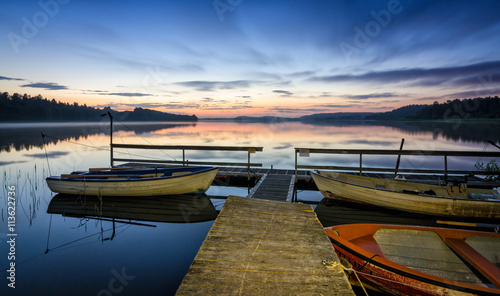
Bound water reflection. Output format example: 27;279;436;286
47;193;218;224
302;120;500;144
0;122;196;152
315;198;498;232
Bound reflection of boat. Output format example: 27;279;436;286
46;166;218;196
314;198;499;231
311;171;500;219
325;224;500;296
47;193;217;223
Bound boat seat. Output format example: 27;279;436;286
373;228;488;287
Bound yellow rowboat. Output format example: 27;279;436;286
46;166;218;196
311;171;500;219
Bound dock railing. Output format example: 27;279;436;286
112;143;263;181
294;148;500;182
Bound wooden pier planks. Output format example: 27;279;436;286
175;196;355;296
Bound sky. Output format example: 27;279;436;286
1;0;500;118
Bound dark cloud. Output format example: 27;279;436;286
20;82;68;90
105;92;152;97
175;80;256;91
0;75;24;81
270;107;326;113
309;60;500;88
441;88;500;100
287;71;316;78
273;90;293;96
313;104;360;108
344;92;399;100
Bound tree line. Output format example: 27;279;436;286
409;96;500;120
0;92;197;122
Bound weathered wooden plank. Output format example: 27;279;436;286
176;196;355;295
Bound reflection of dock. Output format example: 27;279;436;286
175;196;354;295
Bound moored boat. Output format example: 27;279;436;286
325;224;500;296
46;166;218;196
311;171;500;219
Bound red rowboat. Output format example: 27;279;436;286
325;224;500;296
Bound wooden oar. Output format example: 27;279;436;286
61;174;120;178
89;166;146;172
437;220;500;229
61;173;159;179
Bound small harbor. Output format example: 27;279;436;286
2;121;500;296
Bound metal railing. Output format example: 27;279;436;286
294;147;500;181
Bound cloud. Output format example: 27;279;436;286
270;107;326;113
175;80;257;91
313;104;360;108
20;82;68;90
309;60;500;88
344;92;400;100
0;75;24;81
273;90;293;96
105;92;152;97
287;71;316;78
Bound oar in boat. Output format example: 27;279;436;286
60;173;159;179
437;220;500;229
88;166;146;172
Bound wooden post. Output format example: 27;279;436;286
395;138;405;175
108;111;113;168
248;149;251;194
359;154;362;175
444;155;448;183
294;149;298;182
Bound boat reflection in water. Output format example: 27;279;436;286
315;198;499;232
47;193;218;224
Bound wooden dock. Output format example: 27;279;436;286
175;196;355;295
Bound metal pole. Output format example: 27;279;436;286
359;154;362;175
108;111;113;168
395;138;405;175
294;149;298;182
248;150;251;194
444;155;448;183
182;149;185;166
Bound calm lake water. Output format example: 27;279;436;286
1;120;499;295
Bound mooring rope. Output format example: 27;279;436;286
41;133;171;162
339;263;466;295
113;116;177;161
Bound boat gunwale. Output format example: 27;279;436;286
46;167;219;183
312;170;500;203
326;224;500;295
